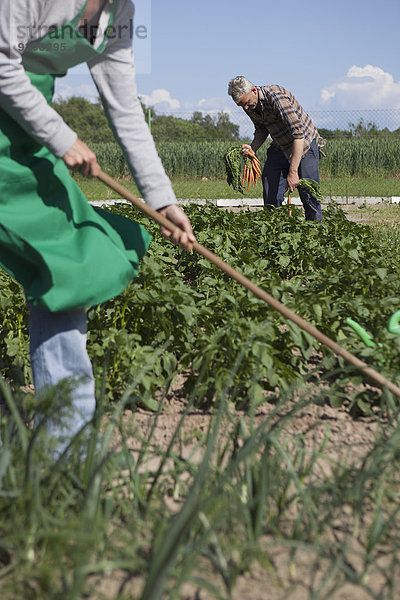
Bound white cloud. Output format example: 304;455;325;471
194;96;233;113
53;74;250;131
149;94;242;124
54;80;99;103
154;95;250;135
139;92;235;117
53;64;100;102
320;88;335;103
320;65;400;109
138;89;180;111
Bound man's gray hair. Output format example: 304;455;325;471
228;76;254;104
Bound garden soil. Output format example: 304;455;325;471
102;385;390;600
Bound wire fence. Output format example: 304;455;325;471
97;108;400;201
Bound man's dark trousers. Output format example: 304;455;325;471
262;138;322;220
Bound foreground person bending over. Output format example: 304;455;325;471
0;0;195;453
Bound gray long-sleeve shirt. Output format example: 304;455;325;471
0;0;177;210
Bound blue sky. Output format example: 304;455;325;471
55;0;400;129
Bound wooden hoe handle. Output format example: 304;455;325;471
97;170;400;399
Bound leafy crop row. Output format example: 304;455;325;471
1;204;399;414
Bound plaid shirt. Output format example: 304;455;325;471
245;85;318;159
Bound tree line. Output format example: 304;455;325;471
52;96;240;143
52;96;400;143
318;118;400;140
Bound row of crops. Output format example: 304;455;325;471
1;203;400;413
90;138;400;180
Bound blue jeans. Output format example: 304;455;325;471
262;139;322;220
28;304;96;453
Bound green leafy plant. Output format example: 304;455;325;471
223;144;245;193
297;178;325;203
1;202;400;416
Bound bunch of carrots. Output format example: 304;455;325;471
242;151;261;192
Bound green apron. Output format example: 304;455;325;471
0;0;151;312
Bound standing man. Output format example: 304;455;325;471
0;0;195;453
228;76;323;221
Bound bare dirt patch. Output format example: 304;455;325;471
101;376;392;600
341;202;400;225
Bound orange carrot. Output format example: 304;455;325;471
253;162;261;176
242;165;247;187
247;168;253;192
